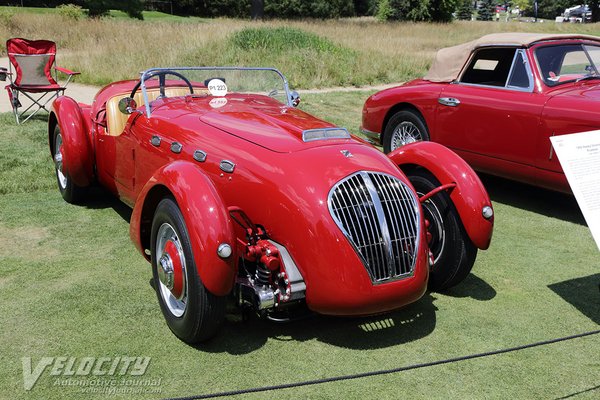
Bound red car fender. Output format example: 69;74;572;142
130;161;236;296
389;141;493;250
49;96;93;187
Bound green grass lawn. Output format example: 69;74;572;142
0;93;599;399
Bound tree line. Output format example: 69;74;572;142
2;0;591;22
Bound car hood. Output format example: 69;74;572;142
185;95;353;153
548;81;600;100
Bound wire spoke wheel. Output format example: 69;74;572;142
418;192;446;264
407;169;477;291
391;121;422;149
383;110;429;153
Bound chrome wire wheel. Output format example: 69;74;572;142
54;133;67;190
155;222;188;317
419;192;446;265
391;121;423;150
407;169;477;291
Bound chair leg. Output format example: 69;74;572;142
11;90;20;124
14;90;60;124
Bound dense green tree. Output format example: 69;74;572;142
591;0;600;22
250;0;264;19
430;0;459;22
530;0;569;19
354;0;378;15
4;0;144;18
264;0;355;19
477;0;495;20
456;0;472;20
75;0;144;19
376;0;457;22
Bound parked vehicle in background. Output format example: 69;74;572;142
361;33;600;193
556;5;591;23
49;66;493;343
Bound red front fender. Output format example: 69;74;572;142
49;96;93;187
389;141;494;250
130;161;236;296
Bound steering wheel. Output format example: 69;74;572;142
129;70;194;100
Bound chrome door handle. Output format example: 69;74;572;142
438;97;461;107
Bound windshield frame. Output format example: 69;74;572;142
140;66;293;117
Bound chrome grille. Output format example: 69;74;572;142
328;171;420;283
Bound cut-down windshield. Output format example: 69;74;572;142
140;67;292;116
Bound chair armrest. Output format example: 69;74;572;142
54;66;81;76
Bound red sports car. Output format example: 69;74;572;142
49;67;493;343
361;33;600;193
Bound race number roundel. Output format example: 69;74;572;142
207;79;227;97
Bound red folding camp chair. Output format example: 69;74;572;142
2;38;79;124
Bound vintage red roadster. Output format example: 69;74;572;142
361;33;600;193
49;67;493;343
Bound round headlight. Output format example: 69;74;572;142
482;206;494;220
217;243;232;259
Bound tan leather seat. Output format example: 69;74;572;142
105;88;191;136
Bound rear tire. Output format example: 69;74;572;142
383;110;429;153
151;197;225;343
407;168;477;291
52;125;86;204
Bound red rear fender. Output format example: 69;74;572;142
49;96;93;187
130;161;236;296
389;141;494;250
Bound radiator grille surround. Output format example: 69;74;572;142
328;171;421;283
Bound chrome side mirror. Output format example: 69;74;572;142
118;97;137;114
290;90;300;107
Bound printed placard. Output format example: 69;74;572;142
551;130;600;251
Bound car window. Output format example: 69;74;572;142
584;45;600;68
460;47;517;87
536;44;600;86
560;50;590;74
507;50;532;89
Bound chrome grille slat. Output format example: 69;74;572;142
341;176;372;268
393;180;417;275
377;174;402;276
374;174;405;276
348;175;382;279
328;171;420;283
384;176;411;275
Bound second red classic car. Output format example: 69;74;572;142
361;33;600;193
49;67;493;343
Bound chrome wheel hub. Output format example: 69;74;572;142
155;223;187;317
158;253;174;290
391;121;422;150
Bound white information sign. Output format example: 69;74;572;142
551;130;600;251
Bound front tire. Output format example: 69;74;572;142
52;125;86;203
383;110;429;153
151;197;225;343
407;169;477;291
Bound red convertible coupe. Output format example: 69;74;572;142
49;67;493;343
361;33;600;193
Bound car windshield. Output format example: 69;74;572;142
140;67;292;116
535;43;600;87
